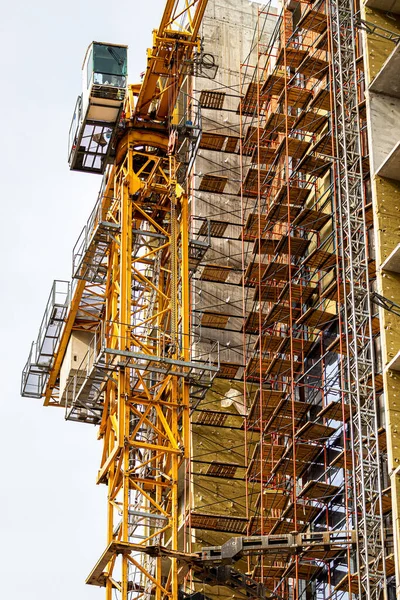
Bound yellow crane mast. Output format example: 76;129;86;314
21;1;210;598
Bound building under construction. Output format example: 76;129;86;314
21;0;400;599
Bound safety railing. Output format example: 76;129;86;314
21;280;71;398
72;193;120;282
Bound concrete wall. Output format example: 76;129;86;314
187;1;277;596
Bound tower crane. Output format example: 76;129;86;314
22;2;211;598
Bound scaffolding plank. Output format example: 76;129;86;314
225;136;240;153
265;356;303;377
264;261;299;282
297;7;328;33
199;174;228;193
251;144;277;165
293;207;331;231
278;334;316;356
278;85;313;109
245;356;274;378
311;132;334;156
297;153;331;177
244;213;268;237
271;442;322;476
262;489;289;511
283;562;322;580
274;183;313;207
264;304;302;326
296;421;337;441
317;400;353;422
199;133;239;154
200;264;234;282
276;47;308;69
278;281;317;304
243;311;268;334
253;237;280;255
276;136;311;159
302;248;336;271
321;279;349;302
218;362;240;379
261;70;286;98
270;520;304;534
334;573;358;593
243;126;273;155
366;486;391;514
327;335;348;355
195;411;228;426
301;547;344;560
253;283;285;302
247;389;286;428
252;563;286;578
265;400;311;434
247;442;286;480
330;449;353;470
199;132;225;151
297;53;329;79
244;261;271;283
199;90;225;109
298;480;340;501
296;306;337;330
201;312;230;328
266;202;301;223
315;30;329;52
310;86;331;112
280;501;321;523
243;168;271;195
294;111;328;134
265;112;297;134
254;333;290;353
275;235;311;258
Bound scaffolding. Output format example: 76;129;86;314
20;0;399;599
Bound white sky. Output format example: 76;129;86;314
0;1;164;598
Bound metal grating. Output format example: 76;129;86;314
206;462;238;478
199;90;225;109
189;512;247;533
195;411;227;426
198;219;228;238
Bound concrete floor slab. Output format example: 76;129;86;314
365;0;400;13
376;140;400;180
381;243;400;273
370;43;400;98
387;349;400;371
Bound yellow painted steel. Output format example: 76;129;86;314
38;2;210;598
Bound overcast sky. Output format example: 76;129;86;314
0;1;165;598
